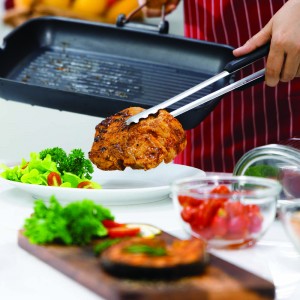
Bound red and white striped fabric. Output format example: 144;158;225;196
174;0;300;172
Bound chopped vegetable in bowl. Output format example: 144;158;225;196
0;147;101;189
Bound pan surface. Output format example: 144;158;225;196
0;17;234;129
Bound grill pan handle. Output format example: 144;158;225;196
116;2;169;34
224;43;270;73
117;14;169;34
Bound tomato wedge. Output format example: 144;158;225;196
102;219;125;228
77;181;94;189
47;172;62;186
107;227;141;238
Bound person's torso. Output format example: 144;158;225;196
174;0;300;172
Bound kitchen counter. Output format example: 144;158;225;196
1;7;300;300
1;178;300;300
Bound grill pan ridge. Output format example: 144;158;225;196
0;17;234;129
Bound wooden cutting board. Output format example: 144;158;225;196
18;231;275;300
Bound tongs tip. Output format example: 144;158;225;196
126;107;160;126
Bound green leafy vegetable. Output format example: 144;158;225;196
39;147;93;179
0;147;100;189
24;196;114;245
245;165;279;179
0;152;58;185
124;244;167;256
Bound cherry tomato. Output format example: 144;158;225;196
107;226;140;238
47;172;62;186
77;181;94;189
102;219;125;228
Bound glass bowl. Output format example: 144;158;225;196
172;176;282;249
280;201;300;252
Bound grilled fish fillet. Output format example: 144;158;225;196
89;107;186;171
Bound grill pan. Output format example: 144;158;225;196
0;16;235;129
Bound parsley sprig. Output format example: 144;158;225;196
39;147;93;179
24;196;114;246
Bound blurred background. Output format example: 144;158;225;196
1;0;183;34
0;0;183;164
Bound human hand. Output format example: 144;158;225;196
233;0;300;87
138;0;180;17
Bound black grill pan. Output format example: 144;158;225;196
0;17;235;129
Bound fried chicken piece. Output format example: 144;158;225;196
89;107;186;171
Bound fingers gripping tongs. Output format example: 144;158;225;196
126;43;270;125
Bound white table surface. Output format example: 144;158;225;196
1;6;300;300
1;180;300;300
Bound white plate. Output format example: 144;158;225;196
0;164;205;206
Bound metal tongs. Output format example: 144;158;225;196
126;43;270;125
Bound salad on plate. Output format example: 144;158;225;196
0;147;101;189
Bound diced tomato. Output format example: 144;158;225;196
248;212;263;233
210;185;231;194
107;226;140;238
225;201;246;218
180;205;198;223
178;195;189;206
211;216;227;237
102;219;125;228
227;215;249;239
180;184;264;242
202;199;226;227
77;181;94;189
178;195;202;207
47;172;62;186
190;204;206;228
191;224;213;240
246;204;261;214
211;208;228;237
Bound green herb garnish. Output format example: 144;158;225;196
39;147;93;179
124;244;167;256
94;238;122;255
23;196;114;245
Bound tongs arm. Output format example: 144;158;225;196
126;43;269;125
171;68;265;117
